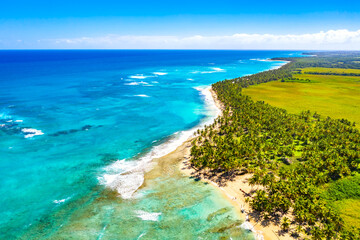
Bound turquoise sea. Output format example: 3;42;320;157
0;50;300;239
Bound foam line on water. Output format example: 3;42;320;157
199;67;226;74
153;72;167;76
134;94;150;98
129;75;153;79
124;82;140;86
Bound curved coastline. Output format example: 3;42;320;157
175;87;289;240
169;62;291;240
102;60;291;239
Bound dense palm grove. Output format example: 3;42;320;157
190;53;360;239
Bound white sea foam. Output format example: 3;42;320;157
15;120;23;123
53;196;71;204
130;75;152;79
186;78;194;81
271;64;284;70
134;94;150;98
151;81;159;84
153;72;167;76
200;67;226;74
212;67;225;72
240;221;254;231
125;82;140;86
240;217;264;240
99;86;220;199
135;210;161;221
21;128;44;138
125;81;150;86
270;60;290;70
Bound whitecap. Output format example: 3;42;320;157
124;82;140;86
53;196;71;204
134;94;150;98
186;78;194;81
21;128;44;138
15;120;23;123
135;210;161;221
98;159;147;199
125;81;150;86
153;72;167;76
129;75;151;79
102;171;145;199
211;67;225;72
151;81;159;84
200;67;226;74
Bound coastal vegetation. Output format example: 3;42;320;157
190;52;360;239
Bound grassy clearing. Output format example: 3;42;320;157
332;199;360;231
242;68;360;127
302;67;360;74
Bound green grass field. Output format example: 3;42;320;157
302;67;360;74
322;174;360;230
242;67;360;127
332;199;360;230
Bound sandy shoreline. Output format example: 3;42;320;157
154;87;291;240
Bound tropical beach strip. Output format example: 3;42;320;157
179;52;360;240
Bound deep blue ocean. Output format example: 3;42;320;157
0;50;301;239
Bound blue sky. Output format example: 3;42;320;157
1;0;360;49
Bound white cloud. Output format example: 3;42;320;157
41;29;360;50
